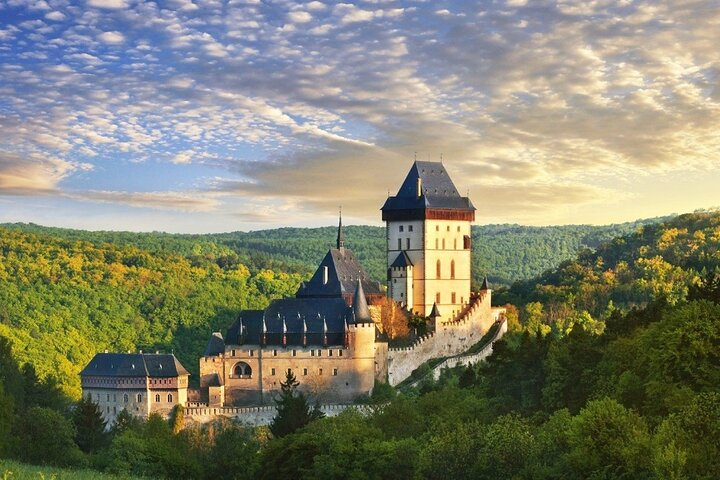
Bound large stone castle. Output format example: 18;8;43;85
82;160;504;419
197;160;503;404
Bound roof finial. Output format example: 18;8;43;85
337;206;345;250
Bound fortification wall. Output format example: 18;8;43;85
184;403;367;426
387;291;502;386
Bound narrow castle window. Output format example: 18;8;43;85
124;393;129;403
303;368;308;376
447;225;450;232
451;260;455;279
249;350;254;356
436;292;441;304
168;394;173;403
339;350;343;356
319;368;323;375
408;225;413;232
329;349;333;356
399;225;404;232
406;238;410;249
457;226;461;232
442;238;446;249
292;350;297;357
155;394;160;402
287;368;292;376
452;292;456;303
318;350;322;357
311;350;315;356
463;235;471;250
137;393;142;403
271;368;276;376
397;238;402;250
273;349;277;356
333;368;338;376
435;238;439;249
454;238;457;250
436;260;441;279
436;225;439;232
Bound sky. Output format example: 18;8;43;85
0;0;718;233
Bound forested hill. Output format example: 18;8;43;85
2;215;667;287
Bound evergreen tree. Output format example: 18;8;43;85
170;404;184;434
73;395;108;453
269;370;323;438
111;408;141;434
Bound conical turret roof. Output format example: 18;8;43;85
352;278;372;323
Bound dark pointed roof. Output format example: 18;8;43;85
225;297;351;346
337;211;345;250
390;251;413;268
352;279;372;323
204;332;225;356
81;353;190;378
480;276;490;290
296;248;382;299
381;161;475;215
429;302;441;318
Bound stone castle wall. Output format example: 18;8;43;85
386;291;503;386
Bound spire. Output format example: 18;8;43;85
480;276;490;291
323;316;328;346
336;207;345;250
352;278;372;323
261;316;267;345
302;317;308;347
429;302;441;319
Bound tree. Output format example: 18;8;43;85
207;423;261;480
379;297;410;340
13;406;84;467
170;404;184;434
0;383;13;456
269;370;323;438
73;395;108;453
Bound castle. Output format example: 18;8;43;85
82;160;504;418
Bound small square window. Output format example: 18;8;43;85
408;225;413;232
399;225;404;232
249;350;254;356
332;368;338;376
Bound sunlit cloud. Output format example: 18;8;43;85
0;0;718;231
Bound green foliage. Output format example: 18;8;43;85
12;406;85;467
204;422;261;480
269;370;324;438
0;458;142;480
73;396;109;453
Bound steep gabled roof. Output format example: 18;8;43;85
390;251;413;268
381;161;475;213
204;332;225;356
81;353;189;378
296;248;382;299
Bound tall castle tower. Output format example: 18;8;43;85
381;161;475;323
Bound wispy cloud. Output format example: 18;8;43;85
0;0;718;229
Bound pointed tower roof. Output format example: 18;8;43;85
336;209;345;250
381;161;475;221
352;278;372;323
429;302;441;319
480;276;490;290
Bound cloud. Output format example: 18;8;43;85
97;31;125;44
87;0;127;9
287;11;313;24
65;190;221;212
44;11;66;21
0;151;80;194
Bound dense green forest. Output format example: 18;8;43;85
1;210;719;479
3;215;664;287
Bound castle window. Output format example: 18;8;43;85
137;393;142;403
329;349;333;356
451;260;455;279
452;292;456;303
311;350;315;356
339;350;343;356
249;350;254;356
107;394;110;401
233;362;252;379
397;238;402;250
400;292;403;297
231;349;236;356
273;349;277;356
436;260;441;279
113;406;116;414
107;406;110;413
408;225;413;232
292;350;297;357
457;226;461;232
168;394;173;403
303;368;308;376
124;394;129;403
155;394;160;402
332;368;338;376
436;225;439;232
406;238;410;249
436;292;441;304
399;225;404;232
463;235;471;250
271;368;276;376
442;238;446;249
319;368;323;375
454;239;457;250
287;368;292;376
435;238;439;249
447;225;450;232
318;350;322;357
114;394;117;402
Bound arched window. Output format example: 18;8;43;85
155;394;160;402
233;362;252;379
451;260;455;279
436;260;441;279
123;393;129;403
137;393;142;403
168;394;173;403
